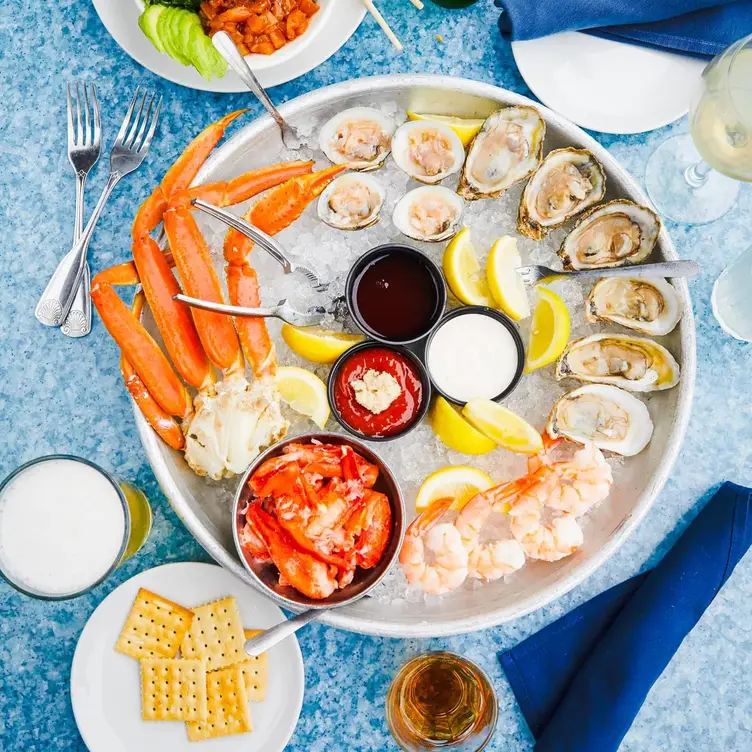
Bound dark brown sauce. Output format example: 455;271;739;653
352;250;441;341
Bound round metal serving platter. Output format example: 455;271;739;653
134;74;696;638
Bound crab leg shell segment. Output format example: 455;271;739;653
122;292;186;451
169;160;315;213
132;234;212;390
163;207;243;374
132;109;248;238
92;265;191;418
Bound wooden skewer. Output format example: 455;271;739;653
363;0;404;52
408;0;424;9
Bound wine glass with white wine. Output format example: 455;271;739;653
645;32;752;224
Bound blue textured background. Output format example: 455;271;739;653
1;1;751;750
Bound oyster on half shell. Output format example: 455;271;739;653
547;383;654;456
392;185;464;242
586;277;682;336
391;120;465;184
518;148;606;239
556;333;680;392
319;107;397;171
559;200;660;270
458;106;545;200
317;173;384;230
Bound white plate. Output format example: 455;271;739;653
91;0;365;91
512;32;707;134
71;562;304;752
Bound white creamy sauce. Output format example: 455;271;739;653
427;313;519;402
0;459;126;596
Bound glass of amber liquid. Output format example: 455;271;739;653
386;652;498;751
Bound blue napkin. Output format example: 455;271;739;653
500;481;752;752
496;0;752;58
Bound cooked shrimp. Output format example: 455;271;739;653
529;439;613;516
455;483;526;581
509;507;584;562
399;498;468;595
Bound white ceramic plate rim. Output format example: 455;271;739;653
133;74;696;637
512;32;707;135
70;562;304;752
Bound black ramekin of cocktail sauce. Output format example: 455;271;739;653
345;244;447;346
423;306;526;406
327;341;432;442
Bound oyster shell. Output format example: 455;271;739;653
556;333;680;392
392;185;464;242
547;383;654;456
391;120;465;184
518;148;606;239
458;106;545;200
317;173;384;230
319;107;397;171
586;277;682;336
559;200;660;270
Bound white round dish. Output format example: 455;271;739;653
512;32;707;134
132;75;696;638
91;0;365;91
71;562;304;752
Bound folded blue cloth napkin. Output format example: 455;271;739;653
500;481;752;752
496;0;752;57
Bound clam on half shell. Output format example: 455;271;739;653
458;106;545;200
392;185;464;242
517;148;606;239
390;120;465;184
558;200;661;270
586;277;682;336
547;383;654;457
319;107;397;171
317;173;384;230
556;333;680;392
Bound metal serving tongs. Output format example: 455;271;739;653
175;198;330;325
191;198;326;290
212;31;304;150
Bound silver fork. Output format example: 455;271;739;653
191;199;326;291
59;82;102;338
174;294;327;327
36;88;162;328
515;259;700;288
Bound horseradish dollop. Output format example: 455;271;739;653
427;312;520;402
351;369;402;414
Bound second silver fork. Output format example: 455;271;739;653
61;82;102;338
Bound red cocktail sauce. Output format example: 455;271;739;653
333;347;424;438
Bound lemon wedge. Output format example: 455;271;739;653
462;398;543;454
429;396;497;455
486;236;530;321
525;286;571;373
275;366;330;428
406;112;485;147
443;228;496;307
281;325;364;364
416;465;495;512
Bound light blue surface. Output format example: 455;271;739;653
1;1;751;750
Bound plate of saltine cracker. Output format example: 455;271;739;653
71;562;304;750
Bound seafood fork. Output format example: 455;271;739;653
174;294;327;327
36;88;162;328
515;259;700;288
192;198;327;291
